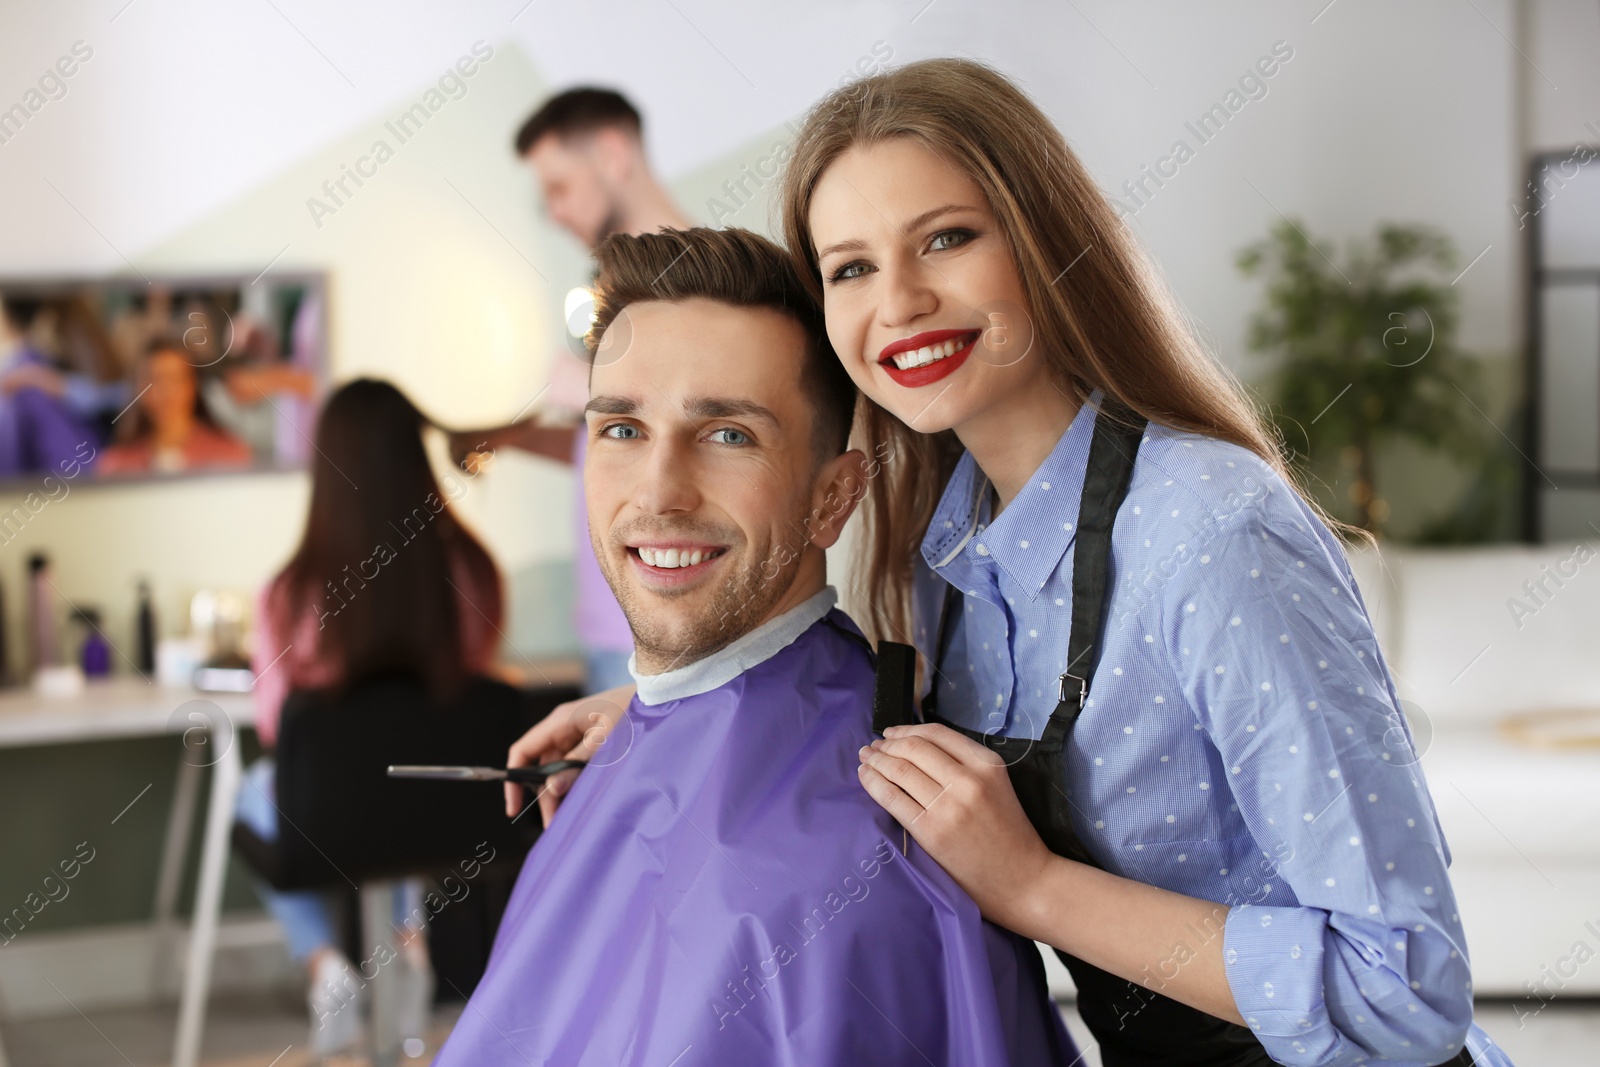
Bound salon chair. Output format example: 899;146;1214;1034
231;673;580;1064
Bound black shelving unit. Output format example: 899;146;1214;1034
1523;146;1600;542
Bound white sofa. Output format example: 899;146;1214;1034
1347;541;1600;997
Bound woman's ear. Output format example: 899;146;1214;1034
806;447;871;551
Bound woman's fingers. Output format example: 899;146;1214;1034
882;722;1005;769
858;739;948;809
505;683;636;819
866;729;977;790
856;761;927;830
537;764;583;828
505;716;579;817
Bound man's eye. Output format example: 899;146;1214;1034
708;428;749;446
601;423;639;440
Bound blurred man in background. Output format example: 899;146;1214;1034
449;88;690;694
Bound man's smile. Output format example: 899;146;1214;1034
626;540;730;589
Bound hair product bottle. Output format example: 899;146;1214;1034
136;579;156;675
0;576;9;685
77;607;110;678
27;553;60;673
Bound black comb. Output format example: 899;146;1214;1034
872;641;920;736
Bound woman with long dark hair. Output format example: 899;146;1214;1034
98;336;253;475
241;378;502;1057
780;58;1512;1067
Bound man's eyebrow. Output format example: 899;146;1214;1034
682;396;779;427
584;395;638;416
816;203;974;260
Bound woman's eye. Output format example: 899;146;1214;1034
601;423;639;440
708;428;749;446
828;261;870;283
929;229;973;252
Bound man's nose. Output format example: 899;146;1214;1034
633;436;701;515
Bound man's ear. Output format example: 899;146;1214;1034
805;448;871;551
590;126;638;185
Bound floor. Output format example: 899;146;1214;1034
1057;1002;1600;1067
0;995;464;1067
3;996;1594;1065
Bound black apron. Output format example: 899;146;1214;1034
872;401;1475;1067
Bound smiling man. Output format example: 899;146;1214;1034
433;227;1075;1066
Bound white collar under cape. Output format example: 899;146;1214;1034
628;586;840;706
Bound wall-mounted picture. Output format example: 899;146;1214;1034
0;273;327;484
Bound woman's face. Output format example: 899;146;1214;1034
809;137;1049;435
144;349;197;429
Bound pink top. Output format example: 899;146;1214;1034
250;558;502;748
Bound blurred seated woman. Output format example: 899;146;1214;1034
240;378;504;1057
97;337;253;475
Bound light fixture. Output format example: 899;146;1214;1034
564;286;595;338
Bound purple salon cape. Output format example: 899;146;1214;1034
435;605;1077;1066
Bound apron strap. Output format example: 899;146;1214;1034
890;396;1147;739
1045;400;1147;744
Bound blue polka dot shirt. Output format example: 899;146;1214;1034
909;390;1512;1066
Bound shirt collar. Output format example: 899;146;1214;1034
920;389;1104;600
628;585;839;705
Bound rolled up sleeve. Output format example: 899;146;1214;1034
1163;502;1473;1066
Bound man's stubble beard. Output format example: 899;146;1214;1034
594;512;814;674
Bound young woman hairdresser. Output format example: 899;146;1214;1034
778;59;1513;1067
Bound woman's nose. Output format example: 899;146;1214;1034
876;259;939;328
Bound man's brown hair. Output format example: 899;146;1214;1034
514;87;641;156
585;227;856;464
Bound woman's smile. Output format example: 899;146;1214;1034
877;327;981;387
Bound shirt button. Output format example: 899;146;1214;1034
975;544;989;556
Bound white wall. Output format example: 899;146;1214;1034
0;0;1595;662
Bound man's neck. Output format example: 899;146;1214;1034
629;584;838;706
616;181;691;238
634;548;827;674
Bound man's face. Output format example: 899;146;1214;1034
526;132;621;249
585;298;860;673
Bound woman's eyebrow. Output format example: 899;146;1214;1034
816;203;978;260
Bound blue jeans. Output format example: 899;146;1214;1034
236;756;421;962
584;648;634;695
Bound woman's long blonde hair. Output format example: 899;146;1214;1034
780;57;1332;645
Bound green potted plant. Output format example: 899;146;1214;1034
1236;219;1511;540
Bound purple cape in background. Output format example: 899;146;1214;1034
435;607;1076;1066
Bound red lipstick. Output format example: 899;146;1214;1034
877;328;981;389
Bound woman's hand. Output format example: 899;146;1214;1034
505;683;636;826
857;722;1056;934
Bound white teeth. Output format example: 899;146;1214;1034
638;547;717;569
891;336;969;371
